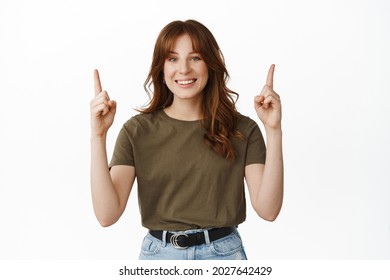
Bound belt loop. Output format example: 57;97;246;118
203;229;211;246
162;230;167;247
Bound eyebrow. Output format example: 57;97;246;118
169;51;201;55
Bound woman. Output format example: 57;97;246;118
90;19;283;260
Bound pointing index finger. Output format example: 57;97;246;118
94;69;102;96
266;64;275;88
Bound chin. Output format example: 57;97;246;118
172;90;203;101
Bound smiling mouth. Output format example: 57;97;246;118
176;79;197;85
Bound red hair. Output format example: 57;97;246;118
140;19;243;160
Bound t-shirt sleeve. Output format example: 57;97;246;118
245;119;266;165
109;124;135;168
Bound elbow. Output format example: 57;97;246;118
96;214;119;228
261;213;279;222
98;219;115;227
254;206;282;222
257;211;279;222
93;205;121;227
253;196;283;222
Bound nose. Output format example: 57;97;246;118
178;60;191;74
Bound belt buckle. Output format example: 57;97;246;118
170;233;188;249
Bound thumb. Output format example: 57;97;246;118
108;100;117;113
254;95;264;102
254;95;265;106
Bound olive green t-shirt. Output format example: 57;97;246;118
109;110;266;230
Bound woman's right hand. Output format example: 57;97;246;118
90;69;117;137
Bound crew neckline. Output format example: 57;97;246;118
161;109;203;123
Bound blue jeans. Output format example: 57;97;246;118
139;228;248;260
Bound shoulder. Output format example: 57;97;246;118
236;112;261;134
123;111;161;127
121;111;163;136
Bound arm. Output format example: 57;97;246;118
245;64;284;221
245;130;283;221
90;136;135;227
90;69;135;227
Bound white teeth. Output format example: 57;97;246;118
177;79;195;85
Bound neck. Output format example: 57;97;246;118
164;97;203;121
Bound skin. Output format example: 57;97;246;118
90;70;135;227
245;64;284;221
90;36;283;226
163;34;208;120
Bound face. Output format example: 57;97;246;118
163;34;208;103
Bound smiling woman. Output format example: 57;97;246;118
89;19;284;260
163;34;209;115
141;20;247;160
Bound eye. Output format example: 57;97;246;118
167;57;177;62
191;56;201;61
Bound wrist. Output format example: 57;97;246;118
91;133;107;142
265;126;282;135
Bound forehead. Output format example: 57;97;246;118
170;34;196;52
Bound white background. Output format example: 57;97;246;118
0;0;389;260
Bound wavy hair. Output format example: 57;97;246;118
140;19;243;160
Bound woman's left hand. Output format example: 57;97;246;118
254;64;282;131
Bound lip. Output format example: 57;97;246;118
175;79;197;88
